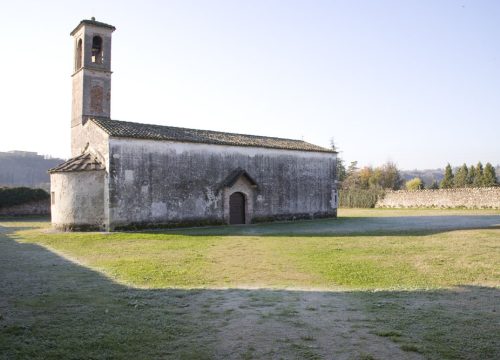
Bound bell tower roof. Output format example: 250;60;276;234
70;17;116;36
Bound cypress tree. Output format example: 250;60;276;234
454;163;468;188
440;164;454;189
473;162;484;187
483;163;497;187
466;165;476;186
336;157;347;183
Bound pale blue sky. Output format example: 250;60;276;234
0;0;498;169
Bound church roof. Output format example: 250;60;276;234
49;153;105;173
91;118;335;153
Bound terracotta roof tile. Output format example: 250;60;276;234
49;153;105;173
91;118;335;153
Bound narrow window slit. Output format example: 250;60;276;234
75;39;83;70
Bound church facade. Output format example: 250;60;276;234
50;19;338;231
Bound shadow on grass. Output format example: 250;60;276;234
1;224;499;359
153;215;500;238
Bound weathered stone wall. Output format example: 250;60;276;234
108;138;337;229
71;119;110;162
50;170;106;230
0;199;50;216
376;188;500;209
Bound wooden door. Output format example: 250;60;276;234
229;192;245;225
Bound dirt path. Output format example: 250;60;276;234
209;289;421;359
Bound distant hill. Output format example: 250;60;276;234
400;169;444;188
0;151;65;191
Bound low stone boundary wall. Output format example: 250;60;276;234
0;199;50;216
376;187;500;209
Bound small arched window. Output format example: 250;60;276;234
75;39;83;70
91;36;103;64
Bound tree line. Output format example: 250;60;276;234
331;140;498;206
335;158;403;207
337;159;403;191
439;162;498;189
332;138;404;206
337;159;499;192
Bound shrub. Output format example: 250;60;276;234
0;187;50;208
405;177;424;191
339;189;385;208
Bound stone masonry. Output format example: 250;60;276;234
376;187;500;209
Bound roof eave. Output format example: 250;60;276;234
49;168;105;174
107;135;335;153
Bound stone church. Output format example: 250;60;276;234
49;18;338;231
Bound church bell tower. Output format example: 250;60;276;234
70;18;115;156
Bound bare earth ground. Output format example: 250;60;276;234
211;290;421;359
1;210;499;359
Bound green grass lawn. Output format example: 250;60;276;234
9;208;500;290
1;208;499;359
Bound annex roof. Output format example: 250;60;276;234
49;153;105;173
91;118;335;153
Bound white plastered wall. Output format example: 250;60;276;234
50;170;106;230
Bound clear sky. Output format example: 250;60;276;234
1;0;498;169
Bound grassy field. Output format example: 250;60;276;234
1;208;499;359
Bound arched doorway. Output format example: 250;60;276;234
229;192;246;225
